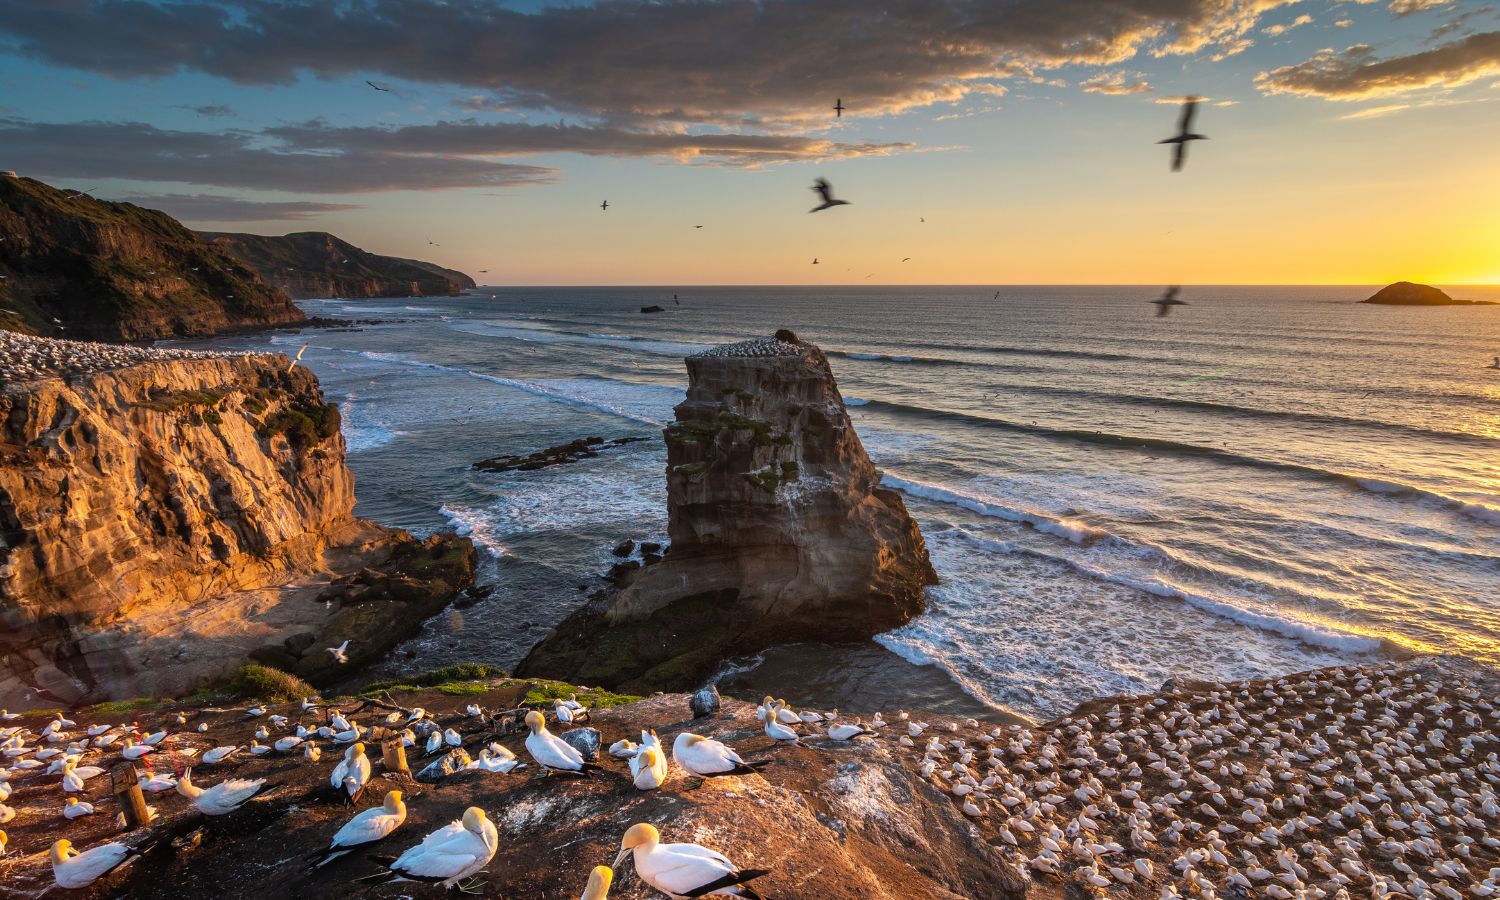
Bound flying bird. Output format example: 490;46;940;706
1159;96;1208;171
833;98;845;117
326;640;350;664
811;258;819;265
600;200;609;211
1152;285;1189;317
365;80;390;92
901;257;912;262
286;343;308;373
809;178;850;213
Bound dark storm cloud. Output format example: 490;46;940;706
1255;30;1500;99
118;193;361;221
0;119;558;192
0;0;1298;124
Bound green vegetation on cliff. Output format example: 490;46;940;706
0;176;305;339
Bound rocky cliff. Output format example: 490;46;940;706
200;231;476;299
0;333;473;707
0;176;306;340
518;333;935;692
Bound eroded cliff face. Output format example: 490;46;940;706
0;345;471;706
201;231;476;300
519;334;935;692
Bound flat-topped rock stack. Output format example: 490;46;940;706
518;331;935;693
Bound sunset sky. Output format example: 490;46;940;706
2;0;1498;285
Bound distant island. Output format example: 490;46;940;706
201;230;475;300
1362;281;1496;306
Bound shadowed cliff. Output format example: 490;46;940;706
200;230;475;300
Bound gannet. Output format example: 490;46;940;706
254;726;270;741
176;765;270;816
426;729;442;755
630;746;668;790
64;798;94;818
580;865;613;900
672;733;757;778
139;772;177;792
0;711;16;721
86;724;113;737
141;729;167;746
202;745;239;764
51;839;146;889
465;704;484;718
310;789;407;868
248;740;272;755
523;711;596;776
61;762;103;791
443;728;462;748
555;700;577;725
331;742;372;804
773;703;801;726
764;703;804;746
468;747;522;774
827;722;876;741
356;806;498;889
0;804;12;823
196;722;208;733
0;830;7;854
246;706;267;717
275;735;305;752
301;697;320;711
326;640;350;664
407;707;427;722
615;823;770;899
609;739;639;759
120;738;152;760
304;742;321;763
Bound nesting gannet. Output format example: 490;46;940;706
176;769;270;815
631;746;668;790
468;747;522;774
246;706;267;718
254;726;270;741
555;699;577;725
138;772;177;792
523;711;597;776
301;697;320;711
120;738;152;760
196;722;208;733
0;829;7;854
141;729;167;746
764;703;804;746
615;823;770;899
202;745;239;765
406;707;427;722
0;804;12;824
331;742;372;803
51;838;146;889
827;722;876;741
465;704;484;718
580;864;613;900
275;735;305;752
0;711;16;721
310;789;407;868
356;806;498;889
609;739;639;759
672;733;757;778
443;728;463;748
247;740;272;756
63;798;95;818
304;742;321;763
426;730;443;755
61;762;103;791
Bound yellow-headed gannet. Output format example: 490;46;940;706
555;699;577;725
202;745;239;765
763;703;804;746
465;703;484;718
120;738;152;760
310;789;406;868
61;762;103;791
138;772;177;792
355;806;498;889
773;703;800;726
304;741;321;763
245;705;266;718
425;730;443;755
468;747;521;774
407;707;427;722
443;728;462;748
672;733;757;778
247;739;272;756
0;710;17;721
274;735;305;752
827;722;876;741
615;823;770;899
609;738;638;759
50;838;146;889
330;742;371;803
523;711;597;776
63;798;95;819
176;769;270;815
630;746;668;790
580;864;612;900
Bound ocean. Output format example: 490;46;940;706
192;285;1500;722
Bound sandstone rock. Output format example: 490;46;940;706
518;334;936;693
200;230;474;300
690;684;721;718
559;727;601;761
416;748;473;783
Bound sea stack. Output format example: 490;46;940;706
518;332;936;692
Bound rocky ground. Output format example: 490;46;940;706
0;658;1495;898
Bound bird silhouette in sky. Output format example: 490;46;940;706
834;98;845;117
693;225;703;228
812;258;820;265
600;200;609;211
809;178;850;212
1159;96;1207;172
1152;286;1189;317
901;257;912;262
365;80;391;92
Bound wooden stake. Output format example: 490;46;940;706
112;763;150;828
381;738;410;779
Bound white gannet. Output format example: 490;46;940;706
468;747;522;774
465;704;484;718
247;740;272;756
0;711;17;721
443;728;463;747
63;798;95;819
86;724;113;737
326;640;350;664
555;699;576;725
176;768;270;815
609;739;639;759
407;707;427;722
580;864;612;900
196;722;208;733
310;789;407;868
523;711;596;776
138;772;177;792
425;731;443;755
330;743;372;803
615;823;770;899
140;729;167;746
774;703;801;726
120;738;152;760
254;726;270;741
672;733;757;778
269;714;288;727
0;803;12;824
304;742;321;764
301;697;320;711
764;703;804;746
827;722;876;741
50;838;145;889
246;706;267;718
202;745;239;765
356;806;498;890
275;735;305;752
630;746;668;791
61;762;103;791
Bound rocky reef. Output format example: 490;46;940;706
518;333;935;693
0;176;306;340
1362;281;1495;305
201;231;475;299
0;335;473;706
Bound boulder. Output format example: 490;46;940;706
416;748;473;782
560;727;601;761
518;334;936;693
690;684;721;718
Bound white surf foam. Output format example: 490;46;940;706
883;472;1106;543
